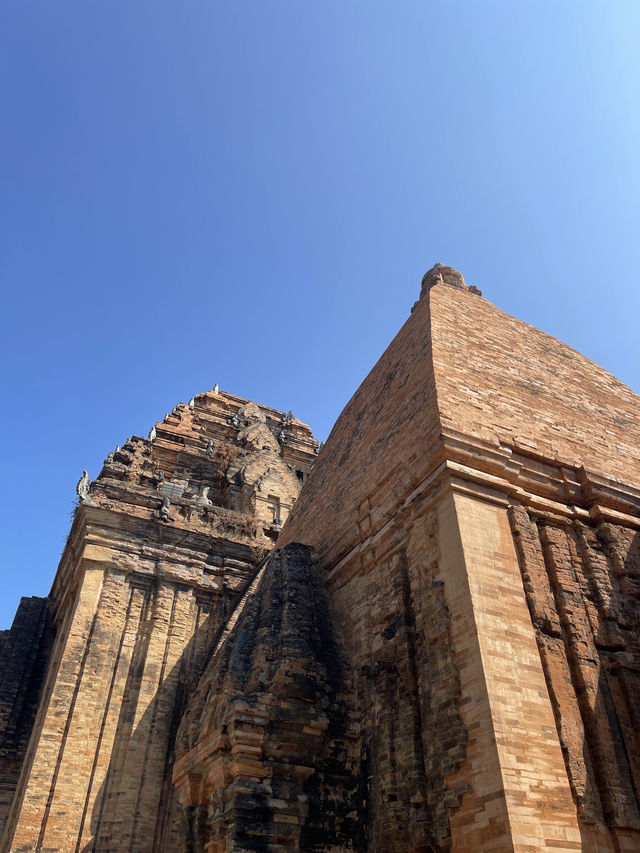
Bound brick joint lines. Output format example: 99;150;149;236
1;263;640;852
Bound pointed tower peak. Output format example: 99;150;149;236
420;263;468;298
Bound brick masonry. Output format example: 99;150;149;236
2;265;639;851
1;392;317;853
279;265;640;852
174;544;363;852
0;597;53;841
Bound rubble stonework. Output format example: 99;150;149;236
1;266;640;852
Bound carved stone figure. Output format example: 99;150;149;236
76;471;91;502
193;485;211;506
159;497;171;521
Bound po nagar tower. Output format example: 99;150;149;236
1;266;640;853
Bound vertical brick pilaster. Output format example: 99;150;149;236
442;489;581;852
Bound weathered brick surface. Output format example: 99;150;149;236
279;279;443;569
509;507;640;850
174;544;362;852
428;278;640;486
280;267;640;851
0;598;53;841
2;266;640;851
448;492;580;852
1;392;316;853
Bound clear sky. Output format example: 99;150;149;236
1;1;639;628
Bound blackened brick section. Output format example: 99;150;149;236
0;597;54;839
174;544;364;852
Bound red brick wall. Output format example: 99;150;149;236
430;284;640;485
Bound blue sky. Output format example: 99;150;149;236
2;1;639;627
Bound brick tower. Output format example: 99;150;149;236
0;390;317;852
174;266;640;852
2;266;640;852
275;266;640;852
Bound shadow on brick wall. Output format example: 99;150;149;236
81;545;364;853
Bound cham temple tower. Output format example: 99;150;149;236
1;265;640;853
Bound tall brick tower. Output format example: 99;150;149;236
274;266;640;852
2;266;640;853
173;266;640;852
0;390;317;852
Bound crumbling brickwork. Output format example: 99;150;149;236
320;523;469;853
1;391;316;853
0;598;53;840
2;265;640;852
509;506;640;850
174;544;362;852
281;266;640;852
